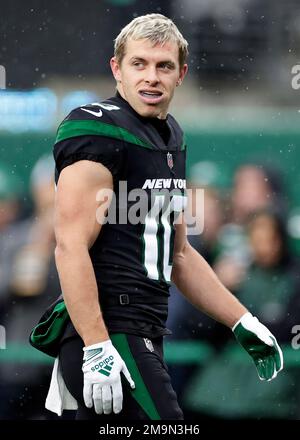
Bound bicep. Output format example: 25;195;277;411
54;160;113;250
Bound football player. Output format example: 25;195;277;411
41;14;283;419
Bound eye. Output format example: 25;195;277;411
133;61;144;68
159;63;174;71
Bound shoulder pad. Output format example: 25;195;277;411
55;99;125;145
64;101;121;123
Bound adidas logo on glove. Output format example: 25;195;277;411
91;355;114;376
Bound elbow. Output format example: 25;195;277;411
173;239;191;266
171;248;188;284
54;233;71;256
54;242;68;262
54;238;87;261
171;241;193;284
171;260;184;287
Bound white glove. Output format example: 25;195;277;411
82;339;135;414
232;312;284;381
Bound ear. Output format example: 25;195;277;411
110;57;122;82
177;64;188;86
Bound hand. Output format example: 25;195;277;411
232;312;283;381
82;339;135;414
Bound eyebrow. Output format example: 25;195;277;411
129;57;176;68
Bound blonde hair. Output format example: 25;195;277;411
114;13;189;68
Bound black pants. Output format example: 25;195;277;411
59;333;184;420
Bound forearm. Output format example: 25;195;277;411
55;244;109;345
172;243;247;328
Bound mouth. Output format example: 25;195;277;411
138;90;164;104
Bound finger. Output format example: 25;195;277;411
256;358;267;381
265;356;276;381
270;364;277;381
122;364;135;389
112;379;123;414
269;355;278;381
266;355;275;380
83;381;93;408
102;385;112;414
271;337;284;372
93;384;103;414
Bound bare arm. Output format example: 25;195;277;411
171;216;247;328
54;160;113;345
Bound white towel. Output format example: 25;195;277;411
45;356;78;416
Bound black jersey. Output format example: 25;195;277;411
54;93;187;338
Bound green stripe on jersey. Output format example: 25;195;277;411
55;119;153;149
181;133;187;150
110;333;161;420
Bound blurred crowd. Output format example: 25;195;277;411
167;160;300;420
0;155;300;419
0;155;60;420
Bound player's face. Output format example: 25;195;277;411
110;38;188;119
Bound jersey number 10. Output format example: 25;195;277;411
142;194;186;284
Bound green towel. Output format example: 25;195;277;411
29;296;70;357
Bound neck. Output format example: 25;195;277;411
116;83;126;100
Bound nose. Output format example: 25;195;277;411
144;66;159;85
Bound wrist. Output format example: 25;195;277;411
83;339;111;351
231;311;252;332
81;324;110;347
83;333;110;346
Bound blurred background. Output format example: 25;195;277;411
1;0;300;420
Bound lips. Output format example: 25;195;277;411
138;90;163;104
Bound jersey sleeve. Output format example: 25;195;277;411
53;106;126;182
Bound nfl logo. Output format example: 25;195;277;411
143;338;154;352
167;152;173;169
